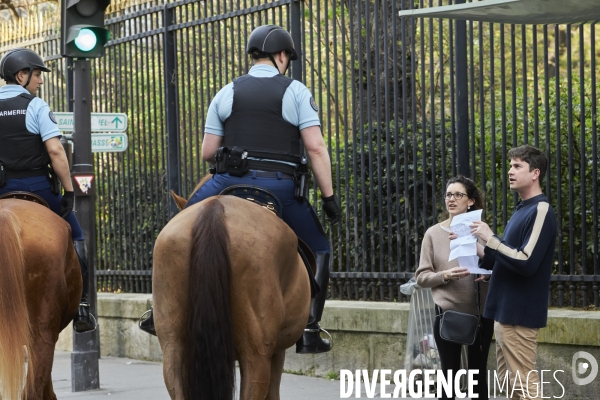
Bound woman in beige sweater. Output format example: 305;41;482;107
415;175;493;400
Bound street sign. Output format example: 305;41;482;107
91;133;128;152
54;112;128;132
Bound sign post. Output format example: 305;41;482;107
71;59;100;392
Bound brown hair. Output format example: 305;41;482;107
507;144;548;185
442;175;484;220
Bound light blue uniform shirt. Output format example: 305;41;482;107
204;64;321;136
0;85;61;142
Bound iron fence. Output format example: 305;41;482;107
0;0;599;308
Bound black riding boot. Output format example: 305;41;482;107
139;307;156;336
296;252;332;354
73;240;96;333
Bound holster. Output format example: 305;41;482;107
215;146;250;177
294;157;309;202
227;146;249;177
215;147;229;174
46;165;61;195
0;163;6;188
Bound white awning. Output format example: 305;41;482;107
398;0;600;25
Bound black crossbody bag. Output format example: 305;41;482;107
438;280;481;346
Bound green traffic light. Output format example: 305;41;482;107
74;28;98;52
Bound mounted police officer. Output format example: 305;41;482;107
0;48;96;333
140;25;340;354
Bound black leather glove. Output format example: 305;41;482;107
322;194;341;224
61;191;75;219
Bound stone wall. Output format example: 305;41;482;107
57;294;600;398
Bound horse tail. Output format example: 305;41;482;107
0;209;34;399
184;198;235;400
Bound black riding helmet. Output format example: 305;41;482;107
246;25;298;72
0;48;50;88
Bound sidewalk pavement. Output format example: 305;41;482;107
53;350;343;399
53;351;502;399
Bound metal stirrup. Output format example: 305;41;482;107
73;314;97;334
138;309;152;326
304;327;334;348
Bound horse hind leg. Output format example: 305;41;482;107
161;343;186;400
239;354;273;400
265;350;285;400
239;349;285;400
25;336;58;400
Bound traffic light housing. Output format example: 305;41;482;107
61;0;111;58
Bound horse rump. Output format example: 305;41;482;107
0;209;34;399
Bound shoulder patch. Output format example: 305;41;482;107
48;111;57;124
309;97;319;112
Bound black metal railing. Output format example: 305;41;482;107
1;0;598;308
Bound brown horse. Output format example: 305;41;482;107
0;199;81;400
153;193;311;400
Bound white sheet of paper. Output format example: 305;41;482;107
450;209;483;237
449;242;477;260
448;219;479;261
458;256;492;275
448;210;483;263
449;234;477;249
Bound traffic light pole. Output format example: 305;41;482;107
71;59;100;392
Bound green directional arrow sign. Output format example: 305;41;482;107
111;116;123;130
54;112;128;132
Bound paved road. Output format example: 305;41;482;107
53;351;343;399
53;351;503;399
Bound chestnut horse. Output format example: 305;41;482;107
153;192;311;400
0;199;81;400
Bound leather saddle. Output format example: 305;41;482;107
219;185;319;297
219;184;283;217
0;191;50;208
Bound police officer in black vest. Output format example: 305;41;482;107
0;48;95;333
140;25;340;354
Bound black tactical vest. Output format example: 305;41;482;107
0;93;50;171
222;74;302;165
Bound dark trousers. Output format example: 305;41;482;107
0;176;83;240
433;313;494;400
186;172;330;253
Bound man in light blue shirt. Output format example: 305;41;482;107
0;48;95;332
140;26;340;354
203;63;321;136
